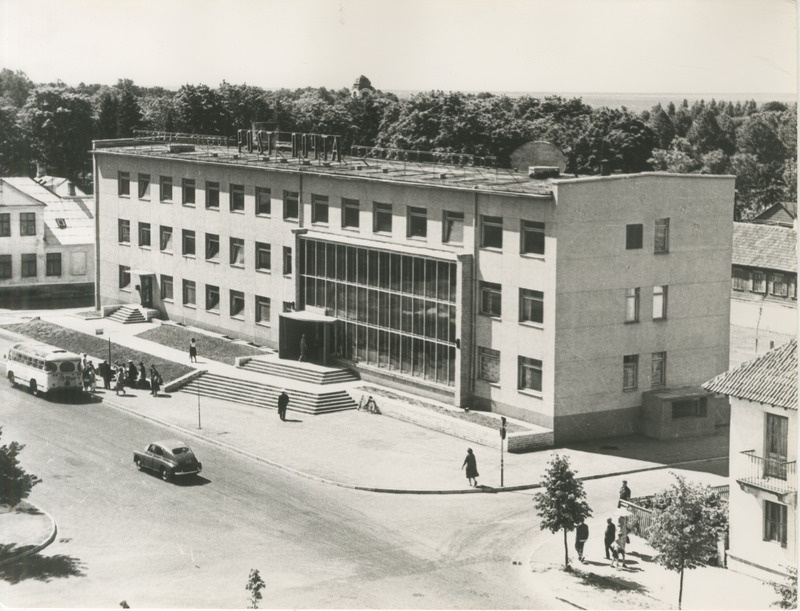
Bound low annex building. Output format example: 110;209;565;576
92;130;734;443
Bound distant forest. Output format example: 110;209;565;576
0;69;795;220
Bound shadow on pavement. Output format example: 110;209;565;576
574;567;650;593
0;552;86;584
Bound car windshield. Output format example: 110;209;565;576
172;447;191;455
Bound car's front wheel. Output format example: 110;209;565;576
7;371;15;387
160;467;170;481
29;380;38;396
135;459;143;471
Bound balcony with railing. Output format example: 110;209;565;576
736;450;797;499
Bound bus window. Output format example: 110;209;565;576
45;362;57;373
59;362;76;373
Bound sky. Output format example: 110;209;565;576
0;0;797;95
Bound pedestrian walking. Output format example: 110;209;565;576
83;361;96;393
113;367;125;395
150;365;162;396
127;360;137;388
604;517;616;560
615;531;628;568
81;353;89;371
138;362;148;389
189;338;197;363
98;360;112;390
619;479;631;501
277;390;289;421
575;519;589;563
298;334;307;362
461;448;479;487
609;540;620;569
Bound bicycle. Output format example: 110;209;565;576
357;394;380;414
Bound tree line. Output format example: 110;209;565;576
0;68;795;219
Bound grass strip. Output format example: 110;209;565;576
136;324;267;365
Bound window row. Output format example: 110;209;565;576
625;218;670;253
0;252;63;279
625;285;668;322
623;351;667;391
479;282;545;324
732;267;797;299
478;348;543;393
0;212;36;237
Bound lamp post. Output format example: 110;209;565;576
499;416;507;487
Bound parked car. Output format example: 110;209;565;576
133;440;202;481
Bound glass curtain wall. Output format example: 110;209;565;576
299;237;457;386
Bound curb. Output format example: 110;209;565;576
0;503;58;567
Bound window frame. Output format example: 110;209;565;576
442;210;464;244
182;279;196;307
764;500;788;547
771;273;789;297
480;215;503;249
478;346;501;384
205;284;220;312
182;229;196;257
520;220;545;256
732;267;749;291
518;356;543;392
342;198;360;229
0;213;10;237
626;223;643;250
230;183;245;212
159;225;173;252
373;202;392;234
118;219;131;244
623;354;639;391
255;295;271;326
137;173;151;199
283;246;293;276
206;181;220;209
160;274;174;301
407;206;428;239
230;237;245;267
159;176;173;202
519;288;544;325
653;285;668;320
45;252;61;277
255;242;271;272
205;233;220;261
283;190;299;220
230;290;245;319
20;212;36;237
651;351;666;387
479;281;502;318
654;218;670;254
138;222;151;248
118;264;131;290
255;187;271;216
182;178;196;206
118;171;131;197
625;287;640;323
21;254;37;277
311;194;329;225
0;254;11;279
752;271;767;294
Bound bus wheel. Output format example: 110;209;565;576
29;380;38;396
7;371;15;387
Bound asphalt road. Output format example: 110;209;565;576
0;351;562;609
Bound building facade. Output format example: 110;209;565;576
704;340;797;582
730;222;797;368
0;177;95;306
93;133;734;442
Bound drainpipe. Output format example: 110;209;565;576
470;187;479;399
93;151;101;311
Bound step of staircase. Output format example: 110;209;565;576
107;306;147;324
179;372;357;415
239;357;360;385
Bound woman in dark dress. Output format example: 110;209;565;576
461;448;479;487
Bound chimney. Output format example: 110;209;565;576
67;182;76;197
36;161;46;178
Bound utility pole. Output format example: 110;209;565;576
500;416;507;487
107;337;111;363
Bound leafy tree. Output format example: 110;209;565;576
772;565;797;609
0;104;31;174
95;90;119;139
737;112;787;164
648;107;676;149
116;82;143;138
645;474;728;609
0;68;34;107
218;81;271;135
570;107;658;174
687;108;733;155
532;454;592;569
245;568;266;609
173;84;222;134
0;427;42;507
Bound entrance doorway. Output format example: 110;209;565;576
279;310;337;365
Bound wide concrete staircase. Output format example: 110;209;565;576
107;305;147;324
238;356;359;385
180;372;357;415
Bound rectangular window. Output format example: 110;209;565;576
206;181;220;209
442;210;464;244
752;271;767;293
255;295;271;325
182;279;196;306
407;206;427;238
373;202;392;233
20;212;35;236
625;287;640;322
623;354;638;390
21;254;36;277
521;220;545;255
283;190;299;220
138;222;151;247
182;229;196;256
479;347;501;383
256;242;271;271
312;194;329;224
45;252;61;277
480;281;502;317
651;351;666;387
160;226;173;251
161;274;173;301
764;501;788;547
118;171;130;197
342;198;360;228
118;264;131;289
159;176;172;202
480;215;503;249
0;213;10;237
256;187;271;215
230;184;245;212
654;218;670;253
206;284;220;311
653;285;668;320
0;254;11;278
771;274;789;297
205;233;219;261
182;178;196;205
518;356;543;392
765;413;789;478
732;267;749;291
283;246;292;276
118;219;131;244
230;238;245;267
138;173;150;199
230;290;245;318
520;288;544;324
626;223;643;249
672;397;707;418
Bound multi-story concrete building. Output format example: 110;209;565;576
704;340;797;582
0;176;94;306
92;132;734;442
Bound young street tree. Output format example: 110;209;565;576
532;453;592;569
245;568;265;609
646;474;728;609
0;426;42;507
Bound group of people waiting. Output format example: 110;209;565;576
80;355;162;397
573;480;633;568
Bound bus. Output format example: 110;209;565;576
5;342;84;396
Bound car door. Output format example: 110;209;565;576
144;444;160;470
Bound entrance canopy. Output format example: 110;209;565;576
280;310;337;323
